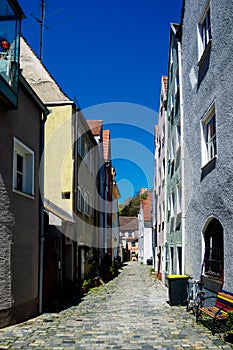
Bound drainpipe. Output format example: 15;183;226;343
177;40;185;275
38;109;48;314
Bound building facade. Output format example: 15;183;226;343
0;0;49;326
154;76;167;281
138;192;153;265
119;217;139;262
165;23;184;277
182;0;233;293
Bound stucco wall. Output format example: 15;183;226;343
44;104;73;216
182;1;233;290
0;80;41;326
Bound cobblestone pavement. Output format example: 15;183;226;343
0;262;232;350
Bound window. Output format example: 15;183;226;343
176;124;181;151
62;191;70;199
84;142;88;165
198;3;212;60
176;182;181;214
204;218;223;280
89;152;93;174
77;131;82;156
13;138;34;196
84;191;89;216
89;194;94;217
201;105;217;166
170;246;174;274
171;192;175;218
177;246;182;275
77;186;82;211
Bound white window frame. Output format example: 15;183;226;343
89;151;93;174
77;186;82;212
89;194;94;217
176;245;182;275
176;124;181;152
170;245;174;274
198;2;212;61
77;131;82;157
13;138;34;197
84;141;88;166
176;182;182;214
170;192;175;218
201;104;217;167
84;191;89;216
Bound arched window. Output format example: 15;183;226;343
204;218;223;280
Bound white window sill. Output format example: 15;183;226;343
201;155;217;170
13;188;34;199
198;40;212;68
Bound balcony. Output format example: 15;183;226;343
0;0;25;107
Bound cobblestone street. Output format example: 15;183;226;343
0;262;232;350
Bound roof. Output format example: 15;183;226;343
103;129;110;162
142;192;153;222
119;217;139;231
87;120;103;136
19;75;49;116
20;36;72;104
162;76;168;94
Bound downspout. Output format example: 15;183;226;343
74;106;78;282
177;40;185;274
39;109;48;314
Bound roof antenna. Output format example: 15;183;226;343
39;0;45;61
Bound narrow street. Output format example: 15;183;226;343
0;262;232;350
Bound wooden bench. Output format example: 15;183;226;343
196;289;233;335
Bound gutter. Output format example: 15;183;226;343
39;111;46;314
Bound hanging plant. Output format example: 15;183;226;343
0;38;10;51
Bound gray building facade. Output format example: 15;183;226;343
182;0;233;293
0;75;48;326
165;23;184;277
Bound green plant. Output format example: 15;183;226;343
82;279;89;287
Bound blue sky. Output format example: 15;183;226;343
18;0;182;203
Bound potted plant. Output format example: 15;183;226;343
81;279;91;294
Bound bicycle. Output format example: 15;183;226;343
186;277;205;321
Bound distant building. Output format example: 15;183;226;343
111;167;121;261
164;23;184;276
138;191;153;264
119;217;139;262
154;76;167;281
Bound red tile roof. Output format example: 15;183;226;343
87;120;103;136
162;76;168;94
103;129;110;162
